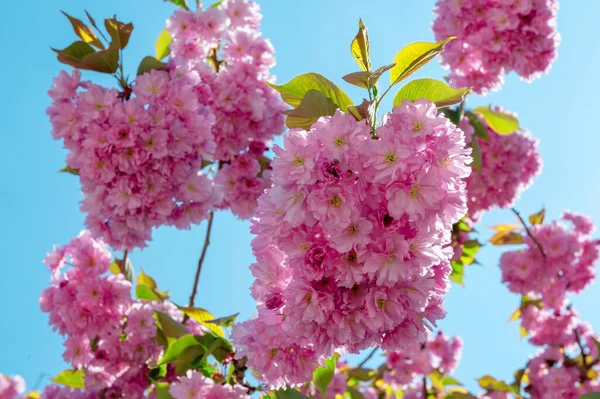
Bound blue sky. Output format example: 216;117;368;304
1;0;600;394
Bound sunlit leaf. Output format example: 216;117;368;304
178;306;225;337
158;334;205;365
51;369;85;389
389;37;455;85
61;11;104;49
490;231;524;245
528;208;546;226
282;90;339;130
350;19;370;71
392;78;470;108
156;29;172;60
465;111;490;141
313;353;339;398
137;56;168;76
450;261;464;286
104;18;134;49
155;311;189;338
520;325;528;339
477;375;512;392
52;41;95;69
206;313;239;328
508;307;521;323
165;0;190;9
267;73;353;111
442;376;462;386
155;382;174;399
490;224;521;232
473;106;520;135
59;165;80;175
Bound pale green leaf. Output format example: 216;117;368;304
155;382;174;399
178;306;225;337
473;106;520;135
155;29;172;60
350;19;370;71
469;138;482;171
104;18;134;49
155;311;189;338
389;37;455;85
267;73;353;111
282;90;339;130
313;353;339;398
392;78;470;107
59;165;79;175
51;369;85;389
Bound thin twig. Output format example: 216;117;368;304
574;328;588;368
183;211;216;322
511;208;546;259
422;375;428;398
357;347;379;368
119;249;129;275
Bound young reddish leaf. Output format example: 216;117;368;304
52;41;96;69
104;18;134;49
61;11;105;49
79;39;120;73
137;56;168;76
528;208;546;225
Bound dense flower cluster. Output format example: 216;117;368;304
500;211;598;308
384;331;463;388
0;374;25;399
39;232;196;398
215;143;272;219
170;371;249;399
233;100;472;387
433;0;560;94
47;69;220;250
461;113;542;221
167;0;286;161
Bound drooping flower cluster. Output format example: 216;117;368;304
214;142;272;219
461;113;542;221
170;371;249;399
39;232;189;398
432;0;560;94
167;0;286;162
233;100;472;387
384;331;463;388
0;374;25;399
500;211;598;308
47;68;220;250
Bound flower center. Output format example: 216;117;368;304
377;299;387;309
292;156;304;166
329;196;342;207
386;154;396;165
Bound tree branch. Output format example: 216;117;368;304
511;208;546;260
183;211;216;322
357;347;379;368
574;328;588;368
422;375;428;398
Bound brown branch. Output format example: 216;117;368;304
511;208;546;260
574;328;588;369
183;211;216;322
422;375;428;398
357;347;379;368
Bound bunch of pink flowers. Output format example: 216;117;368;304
0;374;25;399
169;371;249;399
47;68;220;250
500;211;598;308
433;0;560;94
384;331;463;388
460;112;542;221
233;100;472;387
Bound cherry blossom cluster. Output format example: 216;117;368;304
166;0;286;161
233;100;472;387
39;232;189;398
461;113;542;221
215;142;272;219
47;68;220;250
384;331;463;388
169;371;249;399
433;0;560;94
0;374;25;399
500;211;598;309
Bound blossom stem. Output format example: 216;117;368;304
574;328;588;368
119;249;129;276
511;208;546;260
422;375;428;398
186;211;216;312
357;347;379;368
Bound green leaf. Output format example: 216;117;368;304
178;306;226;337
465;111;490;141
195;333;233;362
206;313;239;328
442;107;462;126
165;0;190;9
158;334;205;365
469;138;482;171
267;73;353;111
51;369;85;389
350;19;371;72
271;389;311;399
155;29;172;60
59;165;79;175
104;18;134;50
473;106;520;135
343;64;395;89
155;382;174;399
462;240;481;257
528;208;546;226
155;311;189;339
392;78;470;108
52;41;96;69
112;256;134;282
282;90;339;130
442;376;462;386
579;393;600;399
136;269;168;301
79;39;120;73
489;231;524;245
389;37;455;85
450;261;464;286
313;353;339;398
429;370;445;391
61;11;104;49
477;375;512;392
211;0;224;7
137;56;168;76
